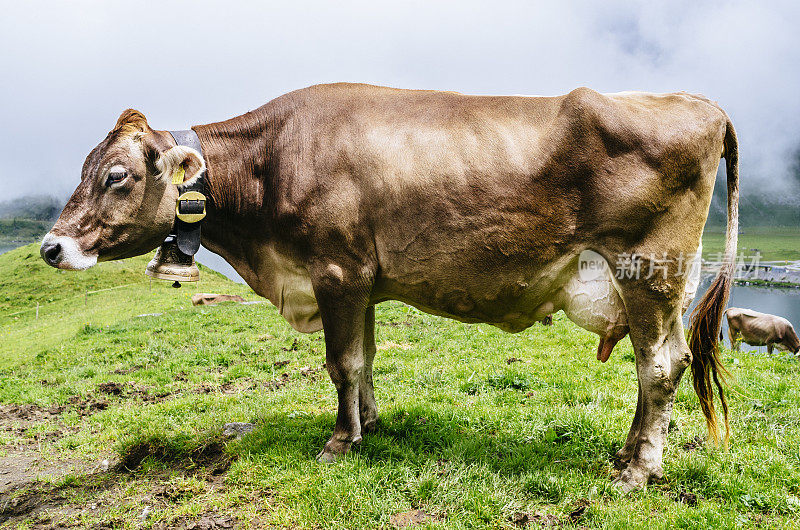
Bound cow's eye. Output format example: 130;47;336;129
105;170;128;187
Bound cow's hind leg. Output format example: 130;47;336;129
360;305;379;432
616;385;643;465
312;263;374;463
614;286;691;492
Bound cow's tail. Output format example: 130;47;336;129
688;116;739;448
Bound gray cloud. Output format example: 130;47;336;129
1;0;798;200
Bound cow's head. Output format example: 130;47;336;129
41;110;205;269
788;328;800;355
775;325;800;355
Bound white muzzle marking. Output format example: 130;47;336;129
41;233;98;270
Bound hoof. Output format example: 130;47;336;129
612;470;645;494
316;435;361;463
316;449;340;463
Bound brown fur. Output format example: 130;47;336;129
44;83;739;491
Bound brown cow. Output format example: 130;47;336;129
725;308;800;354
40;83;739;491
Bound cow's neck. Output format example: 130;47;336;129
190;102;288;286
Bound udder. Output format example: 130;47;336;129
554;245;702;362
557;273;629;362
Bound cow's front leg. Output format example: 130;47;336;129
728;329;739;352
359;305;379;433
614;312;689;492
312;263;373;463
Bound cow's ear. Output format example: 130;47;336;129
135;130;205;185
153;144;205;186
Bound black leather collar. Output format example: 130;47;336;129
168;129;206;257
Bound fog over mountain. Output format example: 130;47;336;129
1;1;798;204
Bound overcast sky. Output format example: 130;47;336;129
1;0;799;202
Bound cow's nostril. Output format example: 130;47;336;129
43;243;62;265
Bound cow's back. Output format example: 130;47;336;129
281;84;726;247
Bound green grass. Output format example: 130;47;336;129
0;245;253;368
3;243;800;528
702;226;800;262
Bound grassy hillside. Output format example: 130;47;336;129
0;196;62;246
2;244;800;528
702;226;800;262
0;219;52;243
0;244;256;368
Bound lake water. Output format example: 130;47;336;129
685;276;800;351
196;248;245;283
0;244;21;256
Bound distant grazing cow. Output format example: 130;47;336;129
191;293;246;306
40;83;739;491
724;308;800;354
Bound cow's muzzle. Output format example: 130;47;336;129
40;233;98;270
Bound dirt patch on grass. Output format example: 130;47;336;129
1;404;63;430
0;397;109;446
116;440;235;476
112;364;142;375
154;512;237;529
0;470;116;526
0;398;108;424
204;365;325;395
2;466;250;528
377;320;415;328
2;434;244;528
509;500;588;528
682;435;705;452
97;381;175;403
0;485;66;526
678;489;698;506
97;381;124;395
390;509;438;527
0;396;116;501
